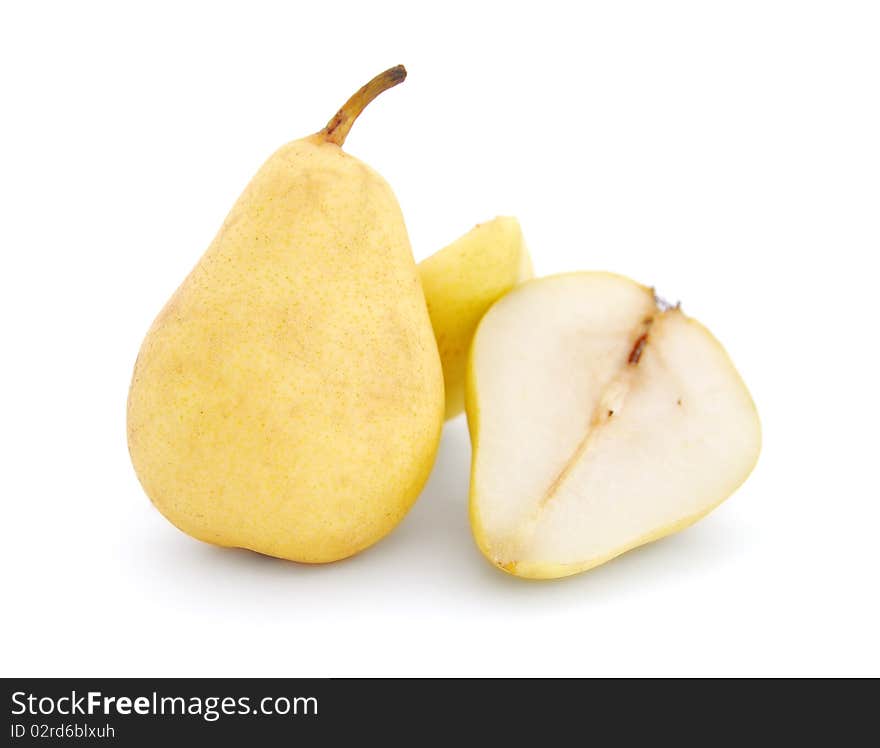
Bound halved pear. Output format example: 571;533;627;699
419;217;532;419
466;272;761;579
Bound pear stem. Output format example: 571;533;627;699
320;65;407;147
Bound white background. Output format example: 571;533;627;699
2;1;878;677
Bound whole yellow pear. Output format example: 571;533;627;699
419;217;532;419
127;67;444;563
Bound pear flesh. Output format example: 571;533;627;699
466;272;761;578
127;67;444;563
419;217;532;419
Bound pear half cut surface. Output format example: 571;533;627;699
466;272;761;579
419;217;532;419
127;67;444;563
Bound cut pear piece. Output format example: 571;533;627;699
419;217;532;419
466;272;761;579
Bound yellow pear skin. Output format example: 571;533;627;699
127;67;444;563
419;217;532;419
